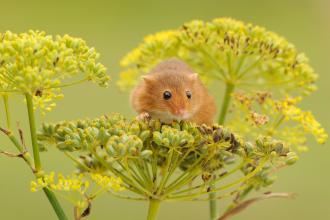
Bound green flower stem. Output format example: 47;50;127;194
163;149;192;189
3;94;11;129
90;149;150;196
164;152;207;194
121;160;151;192
199;47;227;80
210;81;236;220
234;55;246;76
217;82;235;125
25;93;68;220
151;149;159;182
126;161;149;188
52;77;89;89
131;163;149;185
172;160;246;196
160;151;180;191
142;161;153;187
236;57;262;80
156;149;174;195
64;151;93;172
168;190;235;202
106;190;146;201
212;160;246;182
97;159;142;194
167;158;268;201
25;93;41;172
43;188;69;220
164;165;202;196
226;52;233;77
147;199;161;220
209;183;218;220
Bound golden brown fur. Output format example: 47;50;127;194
130;58;216;125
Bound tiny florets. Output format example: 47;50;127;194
118;18;317;97
37;114;297;204
0;30;110;113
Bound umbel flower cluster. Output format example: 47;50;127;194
118;18;317;97
0;30;109;113
117;17;327;152
117;17;327;219
37;114;297;210
229;92;327;151
0;30;111;220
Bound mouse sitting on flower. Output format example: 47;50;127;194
130;58;216;125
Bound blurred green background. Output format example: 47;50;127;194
0;0;329;219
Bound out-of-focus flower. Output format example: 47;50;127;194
118;18;317;97
274;97;328;144
90;173;125;191
229;92;328;151
30;172;89;194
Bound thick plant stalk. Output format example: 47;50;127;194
43;188;69;220
209;182;218;220
25;93;69;220
209;82;235;220
217;83;235;124
25;94;42;171
147;200;161;220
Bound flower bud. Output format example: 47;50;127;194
141;150;153;158
286;152;299;165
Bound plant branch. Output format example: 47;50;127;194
3;94;11;129
218;83;235;124
43;188;69;220
0;127;34;169
25;93;42;172
212;81;235;219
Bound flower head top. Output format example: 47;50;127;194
118;18;317;97
0;30;110;113
37;114;297;205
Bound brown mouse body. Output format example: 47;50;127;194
130;58;216;125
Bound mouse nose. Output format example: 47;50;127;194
174;108;186;116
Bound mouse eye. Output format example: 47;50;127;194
163;91;172;100
186;91;192;99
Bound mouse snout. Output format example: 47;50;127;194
173;107;187;117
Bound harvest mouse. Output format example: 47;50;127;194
130;58;217;125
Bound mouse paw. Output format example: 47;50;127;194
136;112;151;121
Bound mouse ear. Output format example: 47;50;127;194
142;75;155;84
189;73;199;81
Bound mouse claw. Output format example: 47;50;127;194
136;112;151;121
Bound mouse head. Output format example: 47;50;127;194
141;72;203;122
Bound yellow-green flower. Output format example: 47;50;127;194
30;172;89;195
30;171;125;210
0;30;110;113
275;97;328;144
228;92;328;151
90;173;125;191
118;18;317;97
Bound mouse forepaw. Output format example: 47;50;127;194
136;112;151;121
